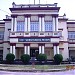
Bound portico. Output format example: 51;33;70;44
10;42;59;59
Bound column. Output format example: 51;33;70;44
42;46;44;54
11;18;14;31
14;17;17;31
42;17;45;31
39;46;41;54
24;17;27;31
28;17;30;31
53;46;57;56
28;46;30;55
24;46;27;54
57;45;59;54
53;17;55;31
13;45;15;55
56;17;58;31
10;46;13;53
39;17;42;31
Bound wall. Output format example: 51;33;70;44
58;20;69;60
0;23;5;60
3;21;11;60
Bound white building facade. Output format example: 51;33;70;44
0;2;75;60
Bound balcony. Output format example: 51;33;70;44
68;39;75;42
10;31;62;37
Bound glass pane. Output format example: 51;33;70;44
17;21;24;31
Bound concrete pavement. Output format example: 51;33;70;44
0;70;75;75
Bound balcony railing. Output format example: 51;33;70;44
12;3;58;8
10;31;62;37
68;39;75;42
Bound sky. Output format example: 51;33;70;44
0;0;75;20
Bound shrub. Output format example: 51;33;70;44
54;54;63;65
6;53;15;64
36;54;47;61
21;54;30;64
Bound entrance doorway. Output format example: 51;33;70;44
30;48;39;58
16;48;24;59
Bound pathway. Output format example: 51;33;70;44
0;70;75;75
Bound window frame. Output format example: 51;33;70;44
45;21;53;31
0;31;4;40
30;21;39;32
17;21;24;32
68;31;75;39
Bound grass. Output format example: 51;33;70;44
35;65;66;69
0;64;67;70
0;64;75;72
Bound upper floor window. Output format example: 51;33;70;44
0;31;4;40
17;21;24;31
68;32;75;39
30;22;39;31
45;21;53;31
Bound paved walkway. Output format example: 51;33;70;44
0;70;75;75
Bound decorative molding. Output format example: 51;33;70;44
69;42;75;44
3;19;11;21
58;18;68;21
67;22;75;24
24;43;30;46
59;48;64;50
38;43;45;46
9;7;60;11
53;43;59;46
24;14;31;17
0;41;10;44
58;28;63;30
38;14;45;17
11;15;17;18
10;43;16;46
9;36;60;38
52;14;58;17
0;22;5;24
59;41;68;43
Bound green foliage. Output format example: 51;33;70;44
36;54;47;61
54;54;63;65
21;54;30;64
6;53;15;64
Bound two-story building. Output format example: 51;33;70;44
0;2;75;60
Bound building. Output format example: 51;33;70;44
0;2;75;60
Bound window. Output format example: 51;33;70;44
0;50;3;60
17;21;24;31
30;22;39;31
45;21;53;31
0;32;4;40
68;32;75;39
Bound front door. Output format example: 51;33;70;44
16;48;24;59
30;48;39;58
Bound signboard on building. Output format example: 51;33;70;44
18;38;50;42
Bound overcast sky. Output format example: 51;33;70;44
0;0;75;20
